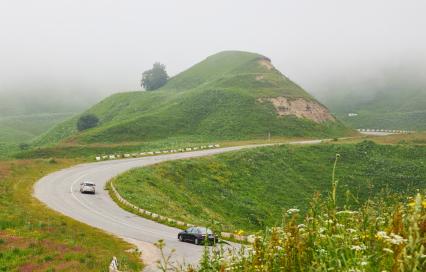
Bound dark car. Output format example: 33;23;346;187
178;227;219;245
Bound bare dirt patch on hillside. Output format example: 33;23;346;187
258;97;336;123
258;58;274;70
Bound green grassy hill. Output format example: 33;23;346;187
0;113;75;159
36;51;351;146
113;141;426;232
329;89;426;131
318;69;426;131
0;113;74;144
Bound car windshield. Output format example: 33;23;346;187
84;183;95;186
197;227;213;234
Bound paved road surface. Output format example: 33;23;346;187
34;140;322;271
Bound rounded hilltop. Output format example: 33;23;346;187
35;51;352;146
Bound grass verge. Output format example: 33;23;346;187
0;159;143;271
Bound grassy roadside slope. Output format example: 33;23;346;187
113;141;426;232
0;159;142;271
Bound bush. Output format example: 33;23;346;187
77;114;99;131
141;62;169;91
47;158;57;164
18;143;30;150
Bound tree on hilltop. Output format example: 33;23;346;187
141;62;169;91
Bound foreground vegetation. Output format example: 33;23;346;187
181;183;426;271
0;159;142;271
114;141;426;233
150;155;426;272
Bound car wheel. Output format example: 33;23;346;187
194;238;199;245
178;235;183;242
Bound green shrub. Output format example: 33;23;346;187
76;114;99;131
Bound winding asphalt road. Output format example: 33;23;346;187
33;139;324;271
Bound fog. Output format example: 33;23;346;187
1;0;425;114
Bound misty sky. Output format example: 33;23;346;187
1;0;425;102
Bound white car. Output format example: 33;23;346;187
80;182;96;194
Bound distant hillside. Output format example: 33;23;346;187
0;89;95;145
317;67;426;131
0;113;74;144
36;51;351;146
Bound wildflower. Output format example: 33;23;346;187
376;231;389;240
360;261;368;266
336;210;358;215
347;228;357;233
351;245;366;251
287;208;300;215
236;229;245;235
383;248;394;254
297;224;306;229
388;233;406;245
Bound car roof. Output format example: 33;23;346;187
195;226;211;230
83;182;95;185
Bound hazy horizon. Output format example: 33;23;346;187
1;0;426;114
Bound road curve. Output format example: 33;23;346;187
34;140;322;271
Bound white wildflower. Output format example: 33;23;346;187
351;244;367;251
287;208;300;215
376;231;389;239
383;248;394;254
388;233;406;245
336;210;358;215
